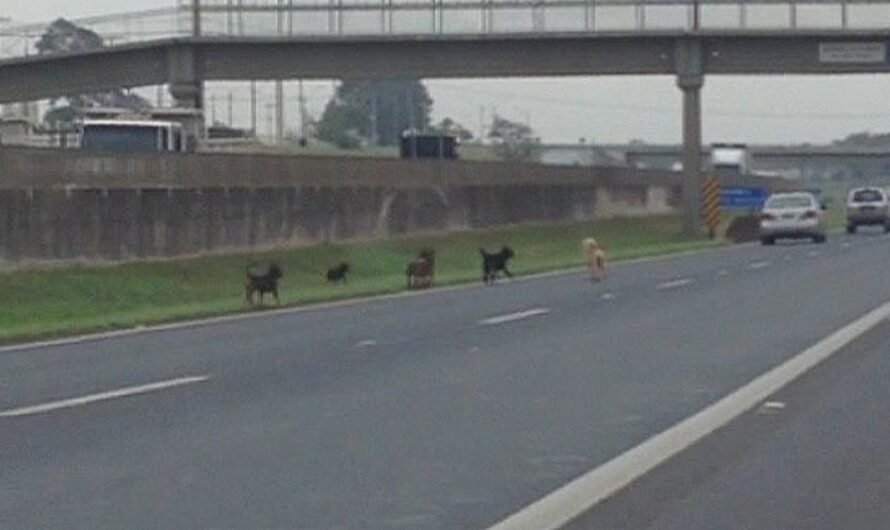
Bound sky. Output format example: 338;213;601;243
4;0;890;145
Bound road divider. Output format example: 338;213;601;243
0;375;211;418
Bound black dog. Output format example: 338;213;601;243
481;246;514;285
326;262;350;283
406;249;436;289
246;263;283;306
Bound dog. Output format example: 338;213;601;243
246;263;283;306
480;246;514;285
326;262;350;284
582;238;607;282
406;249;436;289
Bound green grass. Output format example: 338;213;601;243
0;215;717;344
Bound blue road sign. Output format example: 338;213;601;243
720;186;769;208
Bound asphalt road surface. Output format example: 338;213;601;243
569;320;890;530
2;231;889;529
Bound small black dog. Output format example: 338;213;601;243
326;262;350;283
481;246;515;285
246;263;283;306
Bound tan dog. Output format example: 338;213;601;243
582;238;607;282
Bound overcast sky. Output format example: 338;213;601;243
4;0;890;145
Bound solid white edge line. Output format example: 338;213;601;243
0;242;759;355
480;308;551;326
748;261;771;269
486;300;890;530
0;376;211;418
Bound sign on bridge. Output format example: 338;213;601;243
819;42;887;63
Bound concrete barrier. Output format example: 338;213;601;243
0;147;792;265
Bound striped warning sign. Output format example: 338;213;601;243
701;177;721;237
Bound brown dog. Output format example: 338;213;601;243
582;238;606;282
406;249;435;289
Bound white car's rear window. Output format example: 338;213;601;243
766;196;813;209
851;190;885;203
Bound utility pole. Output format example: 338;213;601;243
369;96;379;146
275;81;285;143
298;80;308;144
228;91;234;127
250;81;258;136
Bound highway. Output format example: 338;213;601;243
570;316;890;530
1;231;889;529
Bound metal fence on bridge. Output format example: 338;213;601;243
5;0;890;59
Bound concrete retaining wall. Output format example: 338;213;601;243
0;147;791;264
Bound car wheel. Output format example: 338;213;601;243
814;234;827;244
847;225;856;234
761;237;775;246
884;223;890;234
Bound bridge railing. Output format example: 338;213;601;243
4;0;890;59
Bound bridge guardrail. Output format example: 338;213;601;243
4;0;890;60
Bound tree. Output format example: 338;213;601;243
36;19;104;55
315;79;433;147
432;117;474;142
314;101;370;149
488;114;539;161
38;19;150;127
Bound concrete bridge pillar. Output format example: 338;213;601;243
167;45;204;110
676;38;705;236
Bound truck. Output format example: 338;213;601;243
710;143;751;174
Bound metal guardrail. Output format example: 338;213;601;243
4;0;890;59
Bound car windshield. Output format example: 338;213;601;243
766;196;813;209
852;190;884;203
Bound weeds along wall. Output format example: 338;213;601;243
0;147;786;264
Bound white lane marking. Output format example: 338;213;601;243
656;278;695;291
0;376;210;418
480;308;551;326
748;261;771;270
841;242;852;248
782;255;792;262
487;300;890;530
808;251;820;257
355;340;377;349
601;293;617;300
717;269;729;276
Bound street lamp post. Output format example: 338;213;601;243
193;0;202;37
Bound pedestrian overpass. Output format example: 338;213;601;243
4;0;890;232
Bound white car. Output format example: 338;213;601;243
846;187;890;234
760;192;827;245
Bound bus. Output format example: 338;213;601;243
79;119;186;153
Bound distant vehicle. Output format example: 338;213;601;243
400;132;458;160
710;143;751;174
79;119;186;153
846;187;890;234
760;192;827;245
